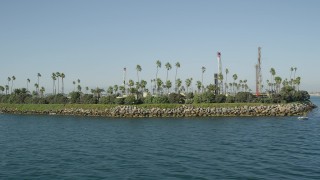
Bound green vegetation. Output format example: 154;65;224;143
1;61;309;108
0;86;311;106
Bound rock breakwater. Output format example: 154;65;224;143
0;102;316;118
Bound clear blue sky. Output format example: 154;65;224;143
1;0;319;93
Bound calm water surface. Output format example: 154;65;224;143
1;97;320;179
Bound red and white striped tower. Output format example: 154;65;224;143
256;47;262;96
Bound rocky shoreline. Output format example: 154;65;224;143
0;102;317;118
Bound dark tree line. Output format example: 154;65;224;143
0;86;310;105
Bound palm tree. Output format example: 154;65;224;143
150;79;154;94
155;60;161;92
175;62;180;92
266;80;270;92
51;73;56;94
206;84;219;93
274;76;282;93
225;68;229;94
11;76;16;93
119;86;125;95
37;73;41;93
243;79;248;92
61;73;65;94
7;77;11;93
113;85;119;94
73;81;76;91
244;84;249;92
27;78;30;92
5;85;9;95
232;74;237;94
77;85;82;92
165;80;172;94
135;81;140;92
55;72;60;94
176;78;182;93
140;80;147;92
185;78;193;93
34;83;39;95
136;65;142;83
107;86;114;95
290;67;294;84
293;67;297;79
91;87;104;99
156;78;163;94
270;68;276;92
165;62;172;82
0;86;4;94
239;80;243;92
201;66;206;92
295;77;301;91
128;79;134;94
196;81;202;93
40;87;45;97
85;86;89;94
218;73;223;93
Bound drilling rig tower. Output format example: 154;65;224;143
255;47;262;96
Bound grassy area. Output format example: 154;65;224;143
0;102;276;111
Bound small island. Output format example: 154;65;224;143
0;59;317;117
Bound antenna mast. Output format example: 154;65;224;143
217;52;223;94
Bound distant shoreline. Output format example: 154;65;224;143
310;94;320;97
0;102;316;118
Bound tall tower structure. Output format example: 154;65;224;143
217;52;223;93
256;47;262;96
123;67;127;95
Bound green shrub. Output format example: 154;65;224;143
193;94;202;103
226;95;235;103
185;92;194;99
235;92;254;103
115;97;125;105
81;94;98;104
99;95;116;104
124;95;136;105
202;92;216;103
45;94;68;104
293;90;310;102
280;86;295;103
143;95;153;104
69;92;81;104
185;99;194;104
215;94;226;103
152;95;169;104
168;93;185;104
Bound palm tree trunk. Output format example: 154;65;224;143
175;68;178;93
37;77;39;93
201;73;204;93
137;71;140;83
166;70;168;82
155;68;159;93
57;78;60;94
11;81;13;93
225;73;228;94
62;78;64;94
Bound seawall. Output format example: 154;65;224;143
0;102;316;117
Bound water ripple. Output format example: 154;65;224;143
1;97;320;179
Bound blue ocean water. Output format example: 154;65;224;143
1;97;320;179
